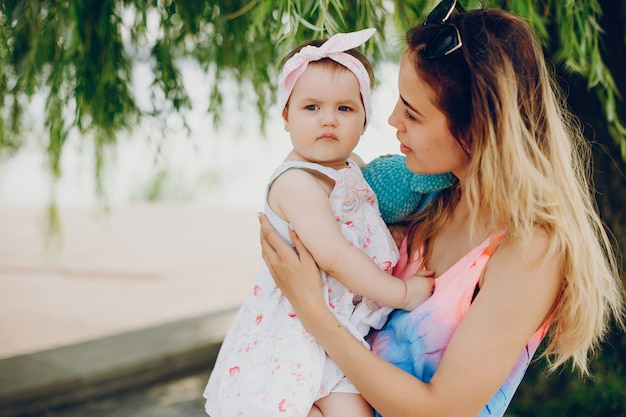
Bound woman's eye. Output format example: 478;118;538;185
404;109;416;121
305;104;320;111
338;105;352;112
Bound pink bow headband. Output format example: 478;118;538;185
279;28;376;127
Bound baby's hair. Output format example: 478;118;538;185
281;38;375;89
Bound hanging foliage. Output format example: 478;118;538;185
0;0;624;185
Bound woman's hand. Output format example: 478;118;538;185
258;213;326;314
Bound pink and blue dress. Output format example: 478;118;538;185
368;233;551;417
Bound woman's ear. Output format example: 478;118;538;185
282;107;289;131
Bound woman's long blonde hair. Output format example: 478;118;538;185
405;9;624;374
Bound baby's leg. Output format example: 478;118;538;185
314;392;373;417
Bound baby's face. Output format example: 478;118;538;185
283;64;365;170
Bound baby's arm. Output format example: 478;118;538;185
268;168;431;311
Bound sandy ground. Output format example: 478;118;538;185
0;204;260;359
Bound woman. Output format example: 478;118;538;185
258;1;625;416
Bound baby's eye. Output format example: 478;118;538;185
305;104;320;111
338;105;352;112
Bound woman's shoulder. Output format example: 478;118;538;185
481;228;562;323
491;228;554;266
487;228;558;276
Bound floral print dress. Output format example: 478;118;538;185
204;159;399;417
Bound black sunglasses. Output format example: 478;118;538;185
422;0;465;59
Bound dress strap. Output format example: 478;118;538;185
484;230;507;256
262;159;354;244
265;159;357;198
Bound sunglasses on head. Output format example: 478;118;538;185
422;0;465;60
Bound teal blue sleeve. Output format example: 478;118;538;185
362;154;455;224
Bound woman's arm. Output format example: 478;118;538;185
269;168;431;310
259;214;562;417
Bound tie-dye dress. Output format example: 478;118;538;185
204;159;400;417
368;233;551;417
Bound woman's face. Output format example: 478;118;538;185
388;52;469;180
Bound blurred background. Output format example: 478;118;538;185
0;1;624;416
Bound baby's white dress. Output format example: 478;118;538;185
203;160;399;417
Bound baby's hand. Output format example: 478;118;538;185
402;270;435;310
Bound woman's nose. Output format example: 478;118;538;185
387;100;401;130
388;103;400;129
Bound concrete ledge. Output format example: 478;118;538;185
0;308;238;417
